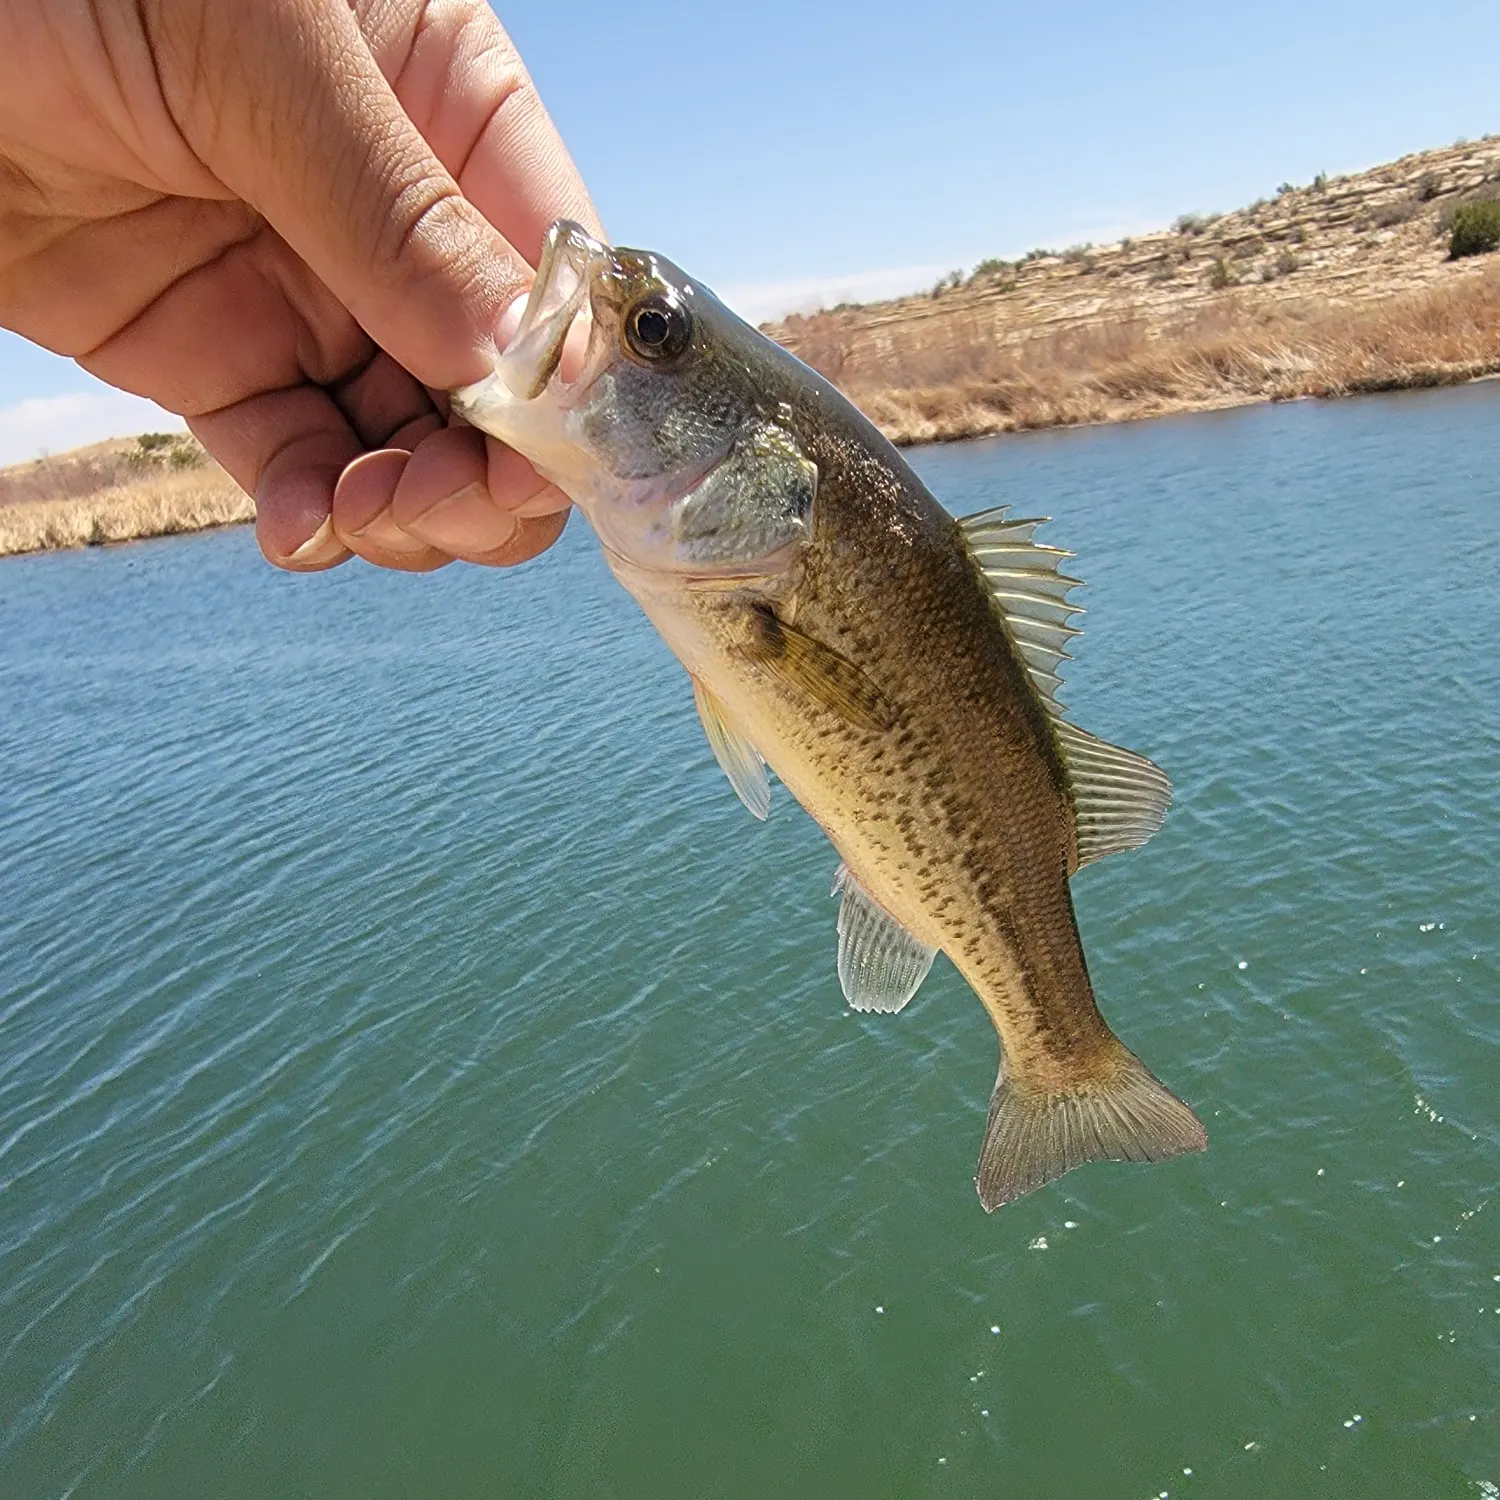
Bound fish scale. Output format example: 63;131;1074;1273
453;220;1206;1210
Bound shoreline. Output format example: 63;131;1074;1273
0;468;254;559
9;120;1500;561
3;363;1497;559
868;352;1500;447
824;265;1500;448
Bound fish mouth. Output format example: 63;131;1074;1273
494;220;610;401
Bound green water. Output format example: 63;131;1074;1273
2;386;1497;1499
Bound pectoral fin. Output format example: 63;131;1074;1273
692;678;770;820
740;607;893;732
831;864;937;1013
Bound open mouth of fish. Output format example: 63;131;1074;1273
487;220;611;403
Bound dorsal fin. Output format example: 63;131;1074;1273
959;506;1084;709
1051;720;1171;865
959;506;1171;868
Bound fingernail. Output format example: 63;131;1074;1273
348;508;431;554
408;482;518;553
285;516;347;568
496;292;529;350
512;489;573;520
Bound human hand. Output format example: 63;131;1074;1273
0;0;597;572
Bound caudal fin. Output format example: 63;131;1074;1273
975;1045;1207;1211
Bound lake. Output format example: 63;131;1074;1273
2;385;1497;1499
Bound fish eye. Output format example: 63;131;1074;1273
625;295;692;361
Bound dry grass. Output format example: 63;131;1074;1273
809;267;1500;444
0;467;253;557
0;431;253;557
9;203;1500;559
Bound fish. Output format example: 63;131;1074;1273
452;221;1207;1209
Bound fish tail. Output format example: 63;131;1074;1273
974;1041;1207;1211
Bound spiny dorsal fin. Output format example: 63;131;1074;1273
692;678;770;820
958;506;1171;868
959;505;1084;710
831;864;937;1013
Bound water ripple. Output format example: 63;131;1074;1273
1;389;1498;1496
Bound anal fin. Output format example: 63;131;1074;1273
832;864;936;1014
975;1043;1206;1211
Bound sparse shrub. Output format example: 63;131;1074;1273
791;312;854;380
1288;224;1307;245
1372;196;1418;228
1208;257;1235;289
1311;172;1328;192
129;434;170;469
1439;185;1500;234
1175;213;1207;235
972;257;1012;279
1416;172;1442;202
1276;249;1299;275
1276;181;1296;197
1248;197;1269;216
1149;264;1175;284
1449;200;1500;259
1061;243;1094;263
1120;236;1133;251
127;431;204;472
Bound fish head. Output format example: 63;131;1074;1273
453;220;817;581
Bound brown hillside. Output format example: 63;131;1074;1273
7;135;1500;555
767;136;1500;441
0;432;249;557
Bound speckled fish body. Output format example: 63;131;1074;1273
454;223;1205;1209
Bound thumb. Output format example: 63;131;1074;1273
154;0;525;389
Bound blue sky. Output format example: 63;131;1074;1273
5;0;1500;462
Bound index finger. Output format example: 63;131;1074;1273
353;0;602;260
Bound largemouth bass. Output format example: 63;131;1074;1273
453;222;1206;1209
